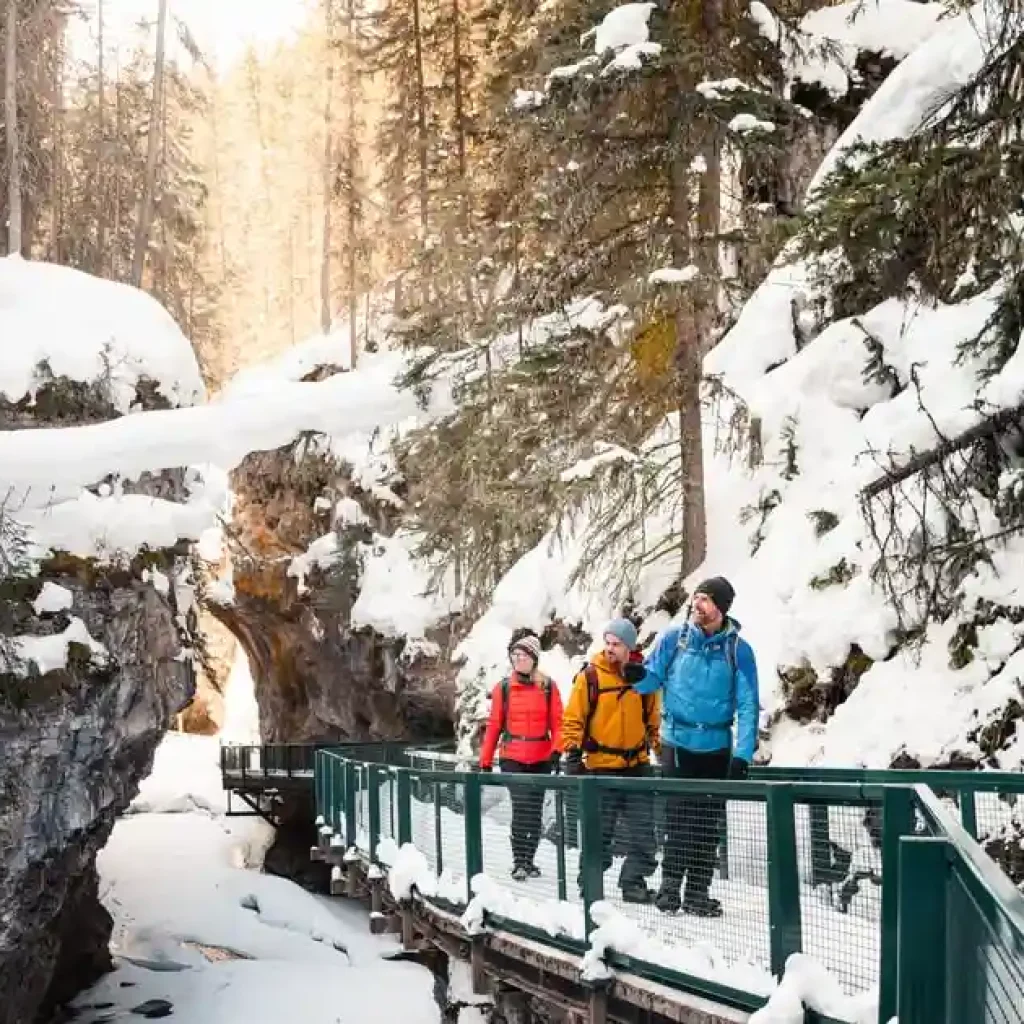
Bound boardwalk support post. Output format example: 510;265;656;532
401;902;417;950
588;983;608;1024
470;935;488;995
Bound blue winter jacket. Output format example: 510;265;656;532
633;619;759;762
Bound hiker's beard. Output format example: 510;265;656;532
604;647;628;668
692;604;722;632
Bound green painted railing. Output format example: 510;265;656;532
224;744;1024;1024
896;784;1024;1024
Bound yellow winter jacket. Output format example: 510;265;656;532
560;652;661;771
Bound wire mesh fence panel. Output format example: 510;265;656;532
407;750;462;772
410;773;440;875
947;866;1024;1024
601;786;772;977
478;774;584;937
480;777;516;884
355;764;370;852
323;755;345;836
378;769;396;847
794;800;882;995
975;791;1024;886
440;778;470;905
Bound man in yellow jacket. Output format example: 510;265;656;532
561;618;660;904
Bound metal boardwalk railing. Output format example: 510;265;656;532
222;743;1024;1023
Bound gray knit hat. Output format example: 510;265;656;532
509;634;541;663
603;617;638;651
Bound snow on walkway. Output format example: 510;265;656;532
76;734;440;1024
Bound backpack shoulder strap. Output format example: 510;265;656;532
581;664;600;744
727;634;739;710
499;677;511;739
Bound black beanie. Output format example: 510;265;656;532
694;576;735;616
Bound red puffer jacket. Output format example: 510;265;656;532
479;673;564;768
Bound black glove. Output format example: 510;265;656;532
549;752;562;773
563;749;584;776
728;757;750;781
622;662;647;685
480;764;493;773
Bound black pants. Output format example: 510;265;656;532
572;765;656;892
500;759;551;868
660;745;731;898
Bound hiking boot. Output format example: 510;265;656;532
655;888;681;914
682;893;723;918
525;863;542;878
511;865;529;882
620;883;654;905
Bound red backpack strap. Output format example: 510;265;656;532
581;665;601;745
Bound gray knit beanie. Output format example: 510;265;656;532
603;617;638;651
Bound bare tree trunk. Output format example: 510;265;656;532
159;62;170;302
670;141;705;576
131;0;168;287
452;0;473;321
345;0;357;366
50;33;64;263
320;0;334;335
5;0;22;255
671;0;725;577
209;84;227;281
112;49;121;278
245;57;272;323
288;225;296;344
97;0;106;269
411;0;428;244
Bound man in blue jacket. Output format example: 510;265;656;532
630;576;759;917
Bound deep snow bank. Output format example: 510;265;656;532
451;1;1024;775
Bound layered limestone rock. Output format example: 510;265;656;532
210;436;458;746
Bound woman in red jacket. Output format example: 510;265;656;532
479;630;563;881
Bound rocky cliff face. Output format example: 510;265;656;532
0;575;194;1024
210;435;458;746
0;361;202;1023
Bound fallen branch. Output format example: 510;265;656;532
861;402;1024;500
